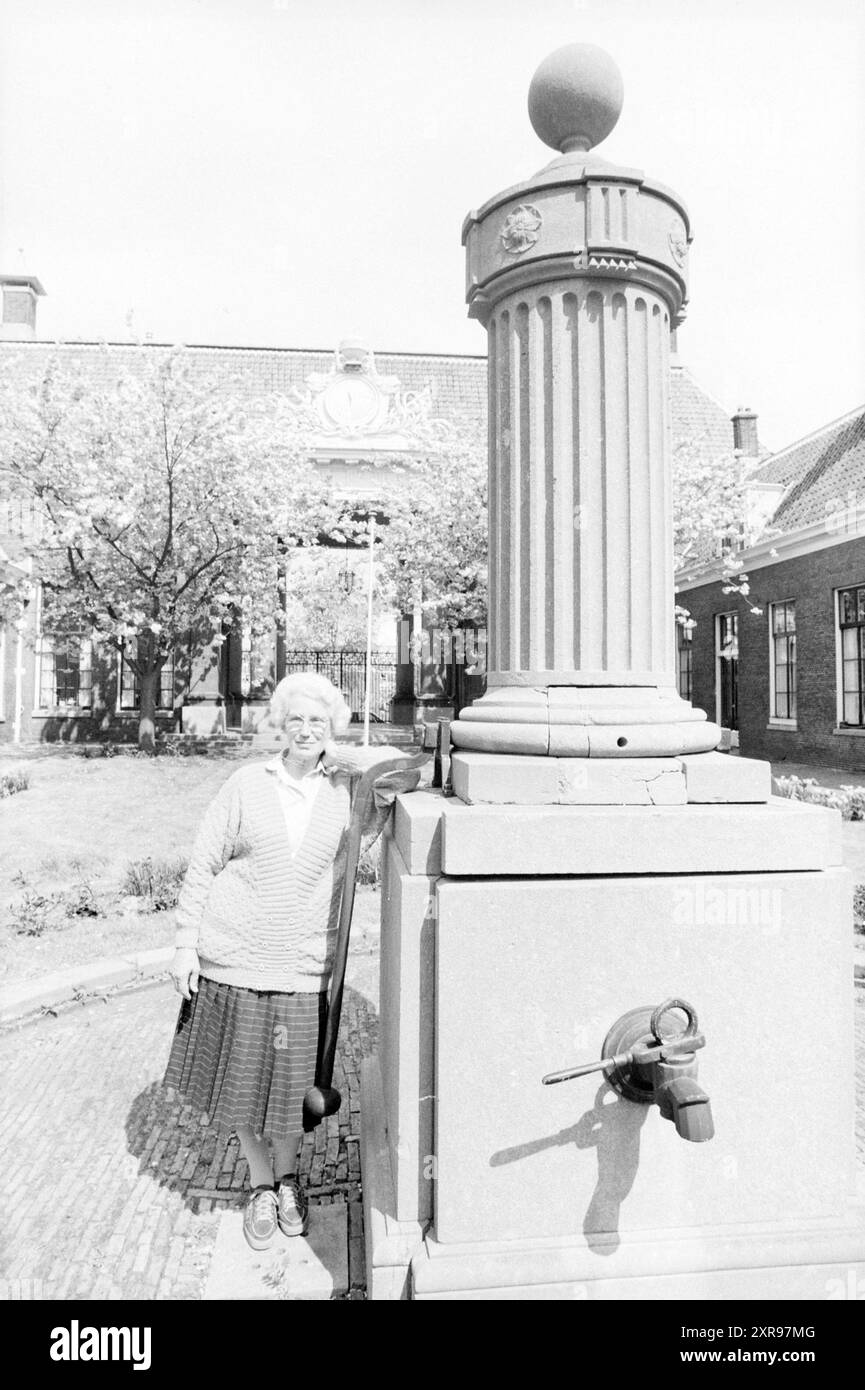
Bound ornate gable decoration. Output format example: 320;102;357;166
294;339;432;449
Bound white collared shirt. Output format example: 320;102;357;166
267;755;327;857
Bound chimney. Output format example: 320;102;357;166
0;274;45;340
732;406;759;458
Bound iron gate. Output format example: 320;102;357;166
282;649;397;723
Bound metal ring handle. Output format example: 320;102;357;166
650;997;698;1044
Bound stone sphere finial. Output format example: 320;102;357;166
528;43;624;154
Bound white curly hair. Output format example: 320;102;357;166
268;671;352;737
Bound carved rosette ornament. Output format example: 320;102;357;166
668;219;688;267
500;204;543;255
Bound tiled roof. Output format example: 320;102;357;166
0;341;488;428
748;404;865;531
670;363;736;457
0;340;734;453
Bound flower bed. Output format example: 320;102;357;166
773;774;865;821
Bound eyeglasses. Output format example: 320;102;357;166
285;715;329;734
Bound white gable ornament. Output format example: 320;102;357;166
301;340;402;439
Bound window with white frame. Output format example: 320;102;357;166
769;600;797;721
35;586;93;711
37;634;93;710
118;638;174;711
676;621;693;701
838;586;865;727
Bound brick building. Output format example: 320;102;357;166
1;272;742;745
676;404;865;772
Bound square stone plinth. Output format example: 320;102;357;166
680;751;771;803
432;867;853;1247
452;753;686;805
379;832;437;1224
438;798;840;876
409;1209;865;1299
393;789;444;875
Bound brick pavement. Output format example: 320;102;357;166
0;969;378;1301
2;969;864;1300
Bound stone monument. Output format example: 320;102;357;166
361;43;864;1299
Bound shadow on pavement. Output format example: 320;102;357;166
126;984;378;1214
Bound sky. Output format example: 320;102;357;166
0;0;863;453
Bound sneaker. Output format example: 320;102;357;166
243;1186;279;1250
276;1175;309;1237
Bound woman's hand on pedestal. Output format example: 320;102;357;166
171;947;200;1001
371;766;423;808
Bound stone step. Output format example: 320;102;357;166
203;1203;348;1300
251;725;418;752
161;732;252;747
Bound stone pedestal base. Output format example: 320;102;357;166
180;701;270;735
451;684;722;757
409;1202;865;1300
362;752;859;1300
181;703;227;736
362;1049;865;1301
360;1055;428;1302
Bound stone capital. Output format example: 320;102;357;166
463;165;690;323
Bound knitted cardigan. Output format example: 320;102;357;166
174;758;379;993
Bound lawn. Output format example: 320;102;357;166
0;749;382;984
2;749;863;985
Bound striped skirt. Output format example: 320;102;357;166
163;977;328;1140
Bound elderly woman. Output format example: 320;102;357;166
164;671;412;1251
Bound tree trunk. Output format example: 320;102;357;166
276;542;287;682
138;667;159;753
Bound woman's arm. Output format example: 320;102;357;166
174;773;242;950
324;746;425;844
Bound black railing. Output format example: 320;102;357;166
282;649;397;723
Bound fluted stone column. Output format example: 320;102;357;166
452;44;720;758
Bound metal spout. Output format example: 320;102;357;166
659;1075;715;1143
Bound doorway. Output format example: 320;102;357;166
218;611;244;730
715;611;739;748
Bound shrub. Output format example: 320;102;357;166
7;871;103;933
840;786;865;821
64;881;101;918
9;889;65;936
0;770;30;798
356;839;382;887
121;855;188;910
155;736;183;758
854;884;865;935
773;774;865;821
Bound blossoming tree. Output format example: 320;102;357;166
672;438;764;633
0;348;335;750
